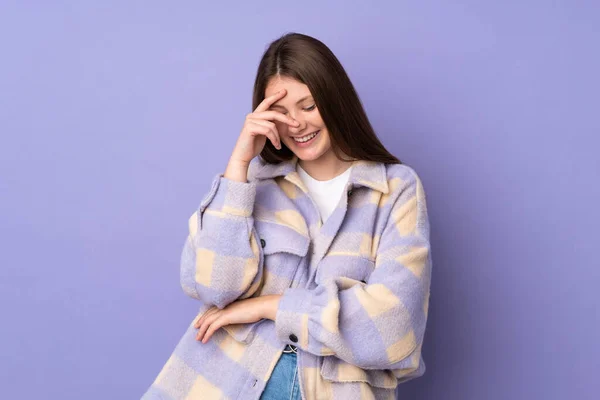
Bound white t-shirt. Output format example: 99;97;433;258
297;164;353;224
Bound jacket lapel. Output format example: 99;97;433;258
309;159;390;271
250;156;390;269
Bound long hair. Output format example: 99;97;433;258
253;32;401;165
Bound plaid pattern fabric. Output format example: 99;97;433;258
142;155;432;400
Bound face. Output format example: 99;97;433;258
264;76;333;162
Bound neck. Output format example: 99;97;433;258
297;151;354;181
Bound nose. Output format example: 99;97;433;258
287;112;306;134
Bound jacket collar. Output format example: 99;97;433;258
252;155;389;194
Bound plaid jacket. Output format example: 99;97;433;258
142;155;432;400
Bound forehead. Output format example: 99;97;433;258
265;76;312;99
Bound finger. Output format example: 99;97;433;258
197;312;218;340
254;89;288;113
252;110;299;127
195;307;217;328
196;311;221;341
195;307;219;328
247;118;280;148
247;117;276;130
202;315;229;343
248;121;281;150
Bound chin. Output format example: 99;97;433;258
293;147;330;162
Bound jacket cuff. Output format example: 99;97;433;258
198;174;257;227
275;287;312;348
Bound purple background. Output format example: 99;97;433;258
1;2;598;399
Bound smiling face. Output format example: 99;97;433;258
265;76;334;163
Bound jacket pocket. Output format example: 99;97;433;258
254;219;310;257
222;321;266;345
253;219;310;294
221;220;310;344
193;305;264;345
315;255;375;285
320;356;398;389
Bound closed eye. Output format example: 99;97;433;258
270;108;288;115
270;104;316;114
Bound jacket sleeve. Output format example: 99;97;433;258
274;167;432;374
180;174;264;309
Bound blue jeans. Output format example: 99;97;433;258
260;351;301;400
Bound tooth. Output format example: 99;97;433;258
295;131;317;142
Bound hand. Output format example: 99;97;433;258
194;295;281;343
229;89;300;165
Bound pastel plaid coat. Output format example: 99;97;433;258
142;155;432;400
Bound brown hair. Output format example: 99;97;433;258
253;32;401;165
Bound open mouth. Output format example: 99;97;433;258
292;130;320;144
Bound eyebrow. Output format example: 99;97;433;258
270;95;313;108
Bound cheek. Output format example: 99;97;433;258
312;110;325;127
320;131;332;147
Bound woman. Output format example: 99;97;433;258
142;32;432;400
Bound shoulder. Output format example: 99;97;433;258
383;163;427;197
382;163;430;233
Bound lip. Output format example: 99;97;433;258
291;130;320;147
291;130;319;139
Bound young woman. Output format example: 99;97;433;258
143;32;432;400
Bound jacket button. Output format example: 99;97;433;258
289;334;298;343
260;239;266;248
